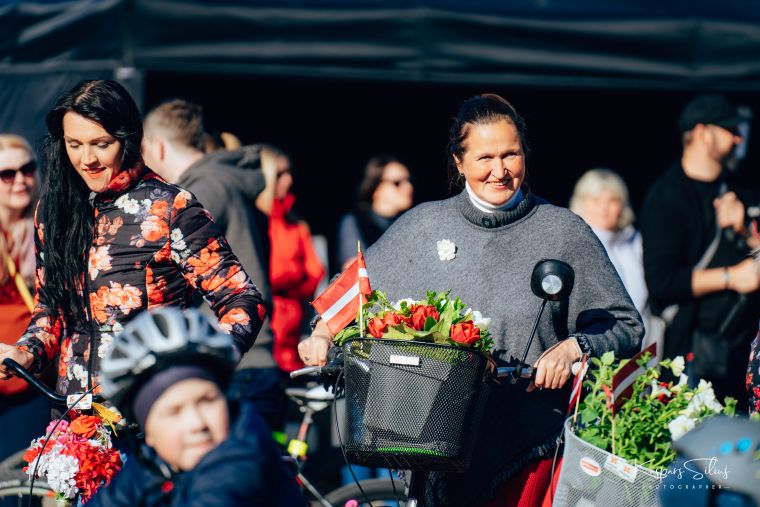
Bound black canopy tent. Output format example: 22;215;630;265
3;0;760;242
3;0;760;88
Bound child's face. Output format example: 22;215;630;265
144;378;230;471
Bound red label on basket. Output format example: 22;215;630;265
579;457;602;477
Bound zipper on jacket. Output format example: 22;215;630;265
84;194;99;391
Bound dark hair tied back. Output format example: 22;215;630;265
447;93;528;190
40;80;143;326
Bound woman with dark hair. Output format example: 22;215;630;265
300;94;643;506
336;155;413;269
0;80;266;401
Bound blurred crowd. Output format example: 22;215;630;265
1;89;759;492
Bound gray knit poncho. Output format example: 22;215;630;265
364;191;643;506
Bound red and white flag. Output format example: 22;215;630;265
567;354;589;415
610;342;658;411
311;252;372;335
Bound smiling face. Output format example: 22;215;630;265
453;119;525;207
0;147;36;217
63;112;123;193
144;378;229;472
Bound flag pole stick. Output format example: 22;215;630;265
572;356;586;425
357;241;364;338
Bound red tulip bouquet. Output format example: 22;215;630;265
334;290;493;353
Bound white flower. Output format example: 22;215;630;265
670;356;685;377
98;333;114;359
392;298;416;311
29;449;79;499
668;414;696;441
112;321;123;334
115;195;140;214
681;379;723;417
171;251;181;265
68;364;88;388
465;308;491;330
171;228;187;251
671;373;689;394
436;239;456;261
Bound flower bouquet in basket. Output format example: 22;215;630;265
333;289;493;353
23;411;123;504
333;290;494;471
554;348;736;507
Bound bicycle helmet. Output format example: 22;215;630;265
660;415;760;507
100;306;240;422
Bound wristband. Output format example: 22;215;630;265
572;334;593;357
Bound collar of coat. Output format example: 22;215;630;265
99;160;147;200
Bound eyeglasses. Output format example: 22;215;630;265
0;161;36;184
381;178;411;188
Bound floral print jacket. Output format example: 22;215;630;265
17;165;266;397
748;326;760;415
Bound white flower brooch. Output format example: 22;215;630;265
436;239;456;261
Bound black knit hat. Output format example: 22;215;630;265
678;94;749;133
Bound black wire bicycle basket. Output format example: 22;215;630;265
342;338;491;472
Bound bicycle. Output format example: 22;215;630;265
1;355;401;507
283;375;404;506
292;259;578;507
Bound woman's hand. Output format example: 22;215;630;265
0;344;34;380
298;335;332;366
297;319;335;366
527;338;581;392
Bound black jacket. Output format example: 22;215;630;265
640;163;757;358
89;402;305;507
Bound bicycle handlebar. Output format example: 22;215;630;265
2;358;68;405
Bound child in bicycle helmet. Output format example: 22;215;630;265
89;306;304;507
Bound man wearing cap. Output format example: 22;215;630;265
640;94;760;408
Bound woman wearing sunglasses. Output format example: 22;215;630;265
0;134;50;461
0;80;267;412
336;155;414;270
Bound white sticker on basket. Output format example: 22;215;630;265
579;457;602;477
67;393;92;410
389;354;421;366
604;455;638;483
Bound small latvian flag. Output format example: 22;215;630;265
311;252;372;335
567;354;589;415
611;342;658;411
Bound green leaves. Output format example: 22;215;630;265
575;352;734;470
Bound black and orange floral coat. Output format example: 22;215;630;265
16;164;266;397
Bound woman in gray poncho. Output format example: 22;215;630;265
300;94;643;506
